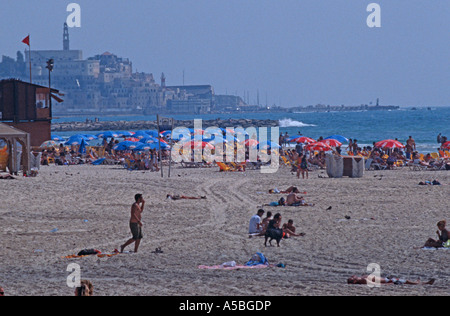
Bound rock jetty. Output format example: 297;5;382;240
52;118;279;132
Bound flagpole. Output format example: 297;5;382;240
28;34;32;84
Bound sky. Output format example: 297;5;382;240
1;0;449;107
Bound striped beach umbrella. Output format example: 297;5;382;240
40;140;58;148
305;142;332;152
375;139;405;149
290;137;316;144
320;139;342;147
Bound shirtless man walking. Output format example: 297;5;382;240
120;194;145;253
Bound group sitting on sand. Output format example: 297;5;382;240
248;209;305;238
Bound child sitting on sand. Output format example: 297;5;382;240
423;220;449;248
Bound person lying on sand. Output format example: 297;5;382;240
166;194;207;200
0;174;15;180
282;219;305;237
269;186;305;194
347;275;435;286
423;220;449;248
286;193;315;207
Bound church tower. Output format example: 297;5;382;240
63;23;70;51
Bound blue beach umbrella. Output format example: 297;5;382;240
145;130;160;137
82;134;98;141
325;135;349;143
133;131;151;139
78;138;87;154
139;136;160;144
97;131;120;139
65;135;89;146
148;142;170;150
113;141;140;151
132;143;152;151
117;131;134;137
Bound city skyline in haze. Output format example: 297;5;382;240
1;0;449;108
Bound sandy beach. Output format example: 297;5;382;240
0;164;449;296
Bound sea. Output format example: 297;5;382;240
53;107;450;154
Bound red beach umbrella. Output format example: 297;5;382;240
291;136;316;144
242;139;259;147
442;141;450;150
183;141;214;150
319;139;342;147
375;139;405;149
305;142;332;152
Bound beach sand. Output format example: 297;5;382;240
0;164;449;296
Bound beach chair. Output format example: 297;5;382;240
372;161;388;170
281;156;291;166
408;160;429;171
431;153;440;160
439;150;449;159
217;162;234;172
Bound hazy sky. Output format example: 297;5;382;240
1;0;449;107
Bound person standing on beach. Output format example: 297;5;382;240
120;194;145;253
406;136;416;159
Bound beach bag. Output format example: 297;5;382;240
245;253;269;266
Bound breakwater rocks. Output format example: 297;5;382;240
52;118;280;132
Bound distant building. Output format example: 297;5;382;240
0;24;252;116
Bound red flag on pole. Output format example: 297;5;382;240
22;35;30;46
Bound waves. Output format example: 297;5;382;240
279;118;317;128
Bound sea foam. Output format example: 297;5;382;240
279;118;317;128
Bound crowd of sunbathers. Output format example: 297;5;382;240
37;143;167;171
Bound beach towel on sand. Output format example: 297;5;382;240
198;253;270;270
63;249;124;259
